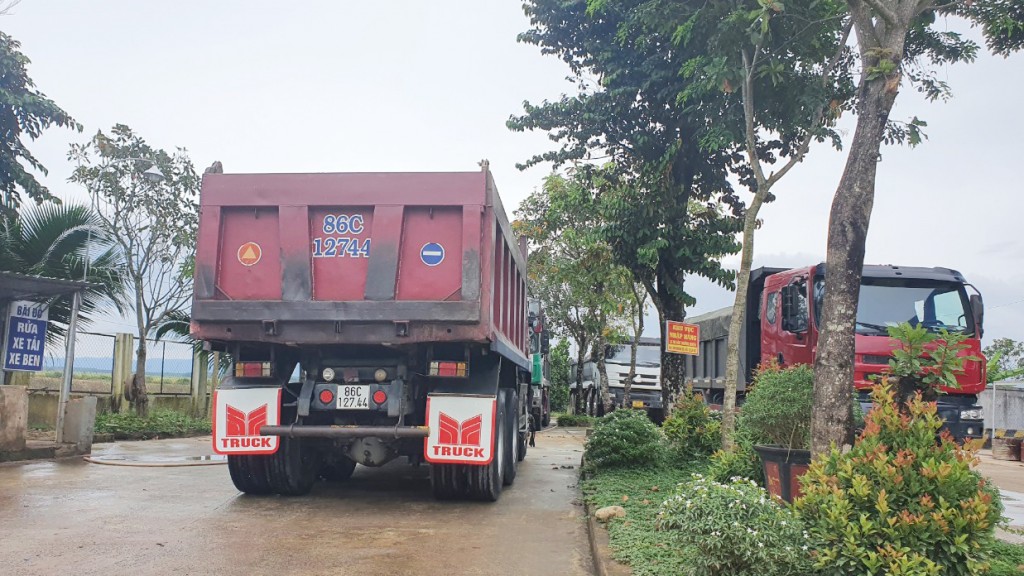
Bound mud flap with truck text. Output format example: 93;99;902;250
212;388;282;455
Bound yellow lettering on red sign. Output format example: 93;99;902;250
666;321;700;355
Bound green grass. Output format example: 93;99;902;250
94;410;211;439
989;539;1024;576
582;462;708;576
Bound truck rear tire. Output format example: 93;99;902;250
227;455;274;495
467;390;505;501
267;436;316;496
504;389;519;486
541;411;551;428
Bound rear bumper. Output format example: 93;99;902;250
610;388;663;410
260;425;429;439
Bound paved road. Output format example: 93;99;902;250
0;428;593;576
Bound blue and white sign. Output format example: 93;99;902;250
420;242;446;267
3;300;48;372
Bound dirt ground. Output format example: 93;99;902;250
0;428;593;576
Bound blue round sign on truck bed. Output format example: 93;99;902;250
420;243;445;266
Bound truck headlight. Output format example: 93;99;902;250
322;367;336;382
959;408;983;420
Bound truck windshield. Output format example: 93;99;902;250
813;278;973;336
606;345;661;367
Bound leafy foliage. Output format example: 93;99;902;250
708;428;765;486
657;475;814;576
511;1;745;403
69;125;200;414
795;382;1003;575
556;413;597;427
739;364;814;450
0;203;125;342
94;409;211;439
884;322;978;400
0;32;81;215
988;540;1024;576
585;409;664;470
662;391;721;459
983;337;1024;383
547;338;572;412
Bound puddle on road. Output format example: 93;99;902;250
85;454;227;467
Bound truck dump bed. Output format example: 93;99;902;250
191;169;529;367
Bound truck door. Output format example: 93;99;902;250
777;278;813;367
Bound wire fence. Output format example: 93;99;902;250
27;331;116;394
138;338;194;395
25;332;200;397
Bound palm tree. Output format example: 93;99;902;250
0;202;125;342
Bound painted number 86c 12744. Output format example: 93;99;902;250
312;214;371;259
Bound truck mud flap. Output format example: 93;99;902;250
424;394;497;466
213;388;282;455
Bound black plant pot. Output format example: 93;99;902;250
754;445;811;503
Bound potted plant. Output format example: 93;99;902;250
741;364;814;503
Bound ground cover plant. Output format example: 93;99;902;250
584;409;663;470
657;475;814;576
580;386;1024;575
555;413;597;427
94;409;211;439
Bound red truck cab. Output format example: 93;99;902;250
687;264;987;442
763;264;986;440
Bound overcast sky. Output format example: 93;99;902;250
5;1;1023;346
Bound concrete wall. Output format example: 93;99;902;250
979;385;1024;430
27;392;209;428
0;386;28;451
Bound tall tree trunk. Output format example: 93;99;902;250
573;341;587;415
660;293;686;416
131;340;149;417
596;321;612;414
811;48;902;456
624;298;643;408
721;194;765;449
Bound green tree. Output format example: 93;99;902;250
510;1;743;411
0;203;125;342
602;0;855;447
69;125;200;416
984;337;1024;383
0;31;80;215
548;338;572;412
810;0;1024;454
515;171;633;414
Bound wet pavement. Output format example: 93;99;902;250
0;429;593;576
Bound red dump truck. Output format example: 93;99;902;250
685;264;987;442
191;167;536;500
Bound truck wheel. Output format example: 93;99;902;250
319;455;357;482
430;464;464;500
227;455;274;495
504;389;519;485
267;436;316;496
466;390;505;501
541;411;551;428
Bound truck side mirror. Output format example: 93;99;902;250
970;294;984;338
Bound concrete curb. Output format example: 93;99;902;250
583;494;611;576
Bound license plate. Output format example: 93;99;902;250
337;385;370;410
632;400;645;408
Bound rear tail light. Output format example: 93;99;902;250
235;361;272;378
319;389;335;404
372;390;387;405
429;361;468;377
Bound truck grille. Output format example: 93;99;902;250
862;355;890;365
